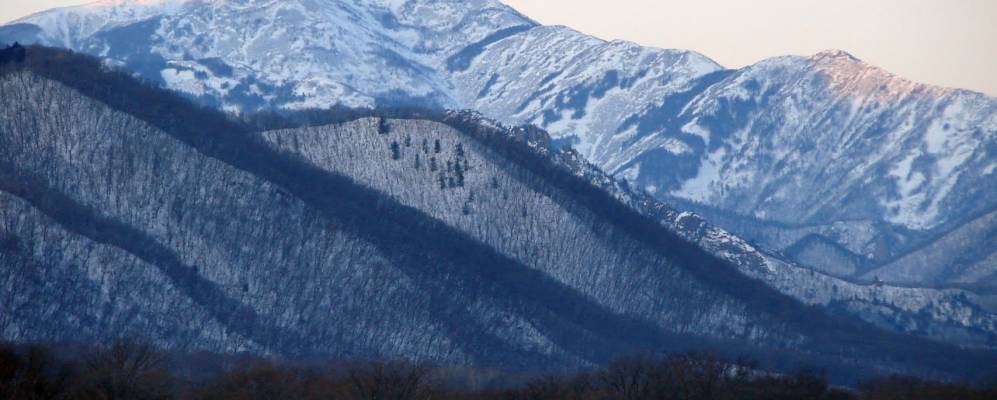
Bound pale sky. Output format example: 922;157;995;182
4;0;996;96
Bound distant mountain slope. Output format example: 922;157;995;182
652;51;996;263
862;208;997;289
4;0;992;289
2;46;996;382
2;0;536;110
564;162;997;349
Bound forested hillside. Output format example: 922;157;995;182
6;0;994;290
1;45;995;384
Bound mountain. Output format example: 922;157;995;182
4;0;992;291
2;45;996;382
648;51;996;283
861;208;997;289
1;0;535;110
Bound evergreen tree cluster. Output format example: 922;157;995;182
0;43;26;64
436;142;470;190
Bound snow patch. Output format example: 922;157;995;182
672;148;725;203
160;68;204;96
681;120;711;146
619;163;640;183
890;152;924;196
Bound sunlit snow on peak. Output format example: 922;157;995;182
811;49;950;102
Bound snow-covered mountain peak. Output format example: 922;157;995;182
811;49;859;62
809;48;951;101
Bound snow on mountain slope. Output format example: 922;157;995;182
3;45;997;384
646;51;997;279
9;0;189;48
5;0;535;110
6;66;702;368
0;70;494;363
513;119;997;349
3;0;994;288
669;51;994;231
862;208;997;288
451;25;723;172
261;118;760;343
260;110;997;349
11;52;997;379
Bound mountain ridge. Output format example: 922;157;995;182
1;0;994;322
1;0;996;379
2;45;996;382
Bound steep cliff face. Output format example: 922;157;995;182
2;49;995;381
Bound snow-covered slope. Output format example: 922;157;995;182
451;25;723;171
4;0;535;110
511;116;997;349
3;46;997;381
5;52;992;380
649;51;996;265
862;208;997;288
3;0;994;288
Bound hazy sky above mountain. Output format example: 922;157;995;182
3;0;995;95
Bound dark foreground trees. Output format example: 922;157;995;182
68;340;173;400
2;342;995;400
0;344;61;400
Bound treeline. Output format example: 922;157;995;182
3;342;995;400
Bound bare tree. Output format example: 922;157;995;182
191;359;311;400
68;340;172;400
656;353;734;400
0;344;60;400
520;375;568;400
600;354;656;400
346;360;430;400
